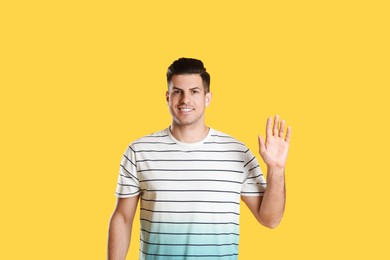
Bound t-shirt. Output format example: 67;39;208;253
115;128;266;259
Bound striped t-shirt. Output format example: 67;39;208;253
116;128;266;259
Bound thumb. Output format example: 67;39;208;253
258;135;266;154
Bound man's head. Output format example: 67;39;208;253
166;58;210;93
165;58;212;130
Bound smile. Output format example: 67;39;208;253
178;108;193;112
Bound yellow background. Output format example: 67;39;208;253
1;0;389;259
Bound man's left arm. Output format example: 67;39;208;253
241;115;291;229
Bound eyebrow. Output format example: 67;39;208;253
171;86;202;91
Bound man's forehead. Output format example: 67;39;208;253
170;74;204;89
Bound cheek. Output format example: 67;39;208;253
167;95;176;104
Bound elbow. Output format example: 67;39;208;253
262;220;280;229
258;215;282;229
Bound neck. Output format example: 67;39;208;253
169;124;210;143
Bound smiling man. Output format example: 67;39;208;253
107;58;292;260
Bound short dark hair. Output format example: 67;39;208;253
166;57;211;93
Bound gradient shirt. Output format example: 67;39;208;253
115;128;266;259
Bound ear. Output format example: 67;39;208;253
165;91;169;104
205;92;212;107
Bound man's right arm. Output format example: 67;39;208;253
107;196;139;260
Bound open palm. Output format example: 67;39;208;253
258;115;292;169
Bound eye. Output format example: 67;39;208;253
191;90;199;94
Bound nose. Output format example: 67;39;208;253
180;91;190;104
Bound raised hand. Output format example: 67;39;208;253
258;115;292;170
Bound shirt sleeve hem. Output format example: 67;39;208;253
240;192;264;197
115;191;141;198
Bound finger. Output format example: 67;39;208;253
285;126;292;143
279;119;286;137
273;115;280;136
258;135;266;154
266;116;272;138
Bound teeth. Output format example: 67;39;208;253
179;108;192;112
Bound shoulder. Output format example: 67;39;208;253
209;128;248;150
127;128;173;150
210;129;244;144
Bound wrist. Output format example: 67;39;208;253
267;165;285;174
266;166;285;185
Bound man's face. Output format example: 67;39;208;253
166;74;212;128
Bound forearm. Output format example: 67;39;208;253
107;213;133;260
259;167;286;228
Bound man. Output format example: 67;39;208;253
107;58;291;259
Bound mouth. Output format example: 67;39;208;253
178;107;194;112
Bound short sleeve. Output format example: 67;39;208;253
241;149;267;196
115;145;141;198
